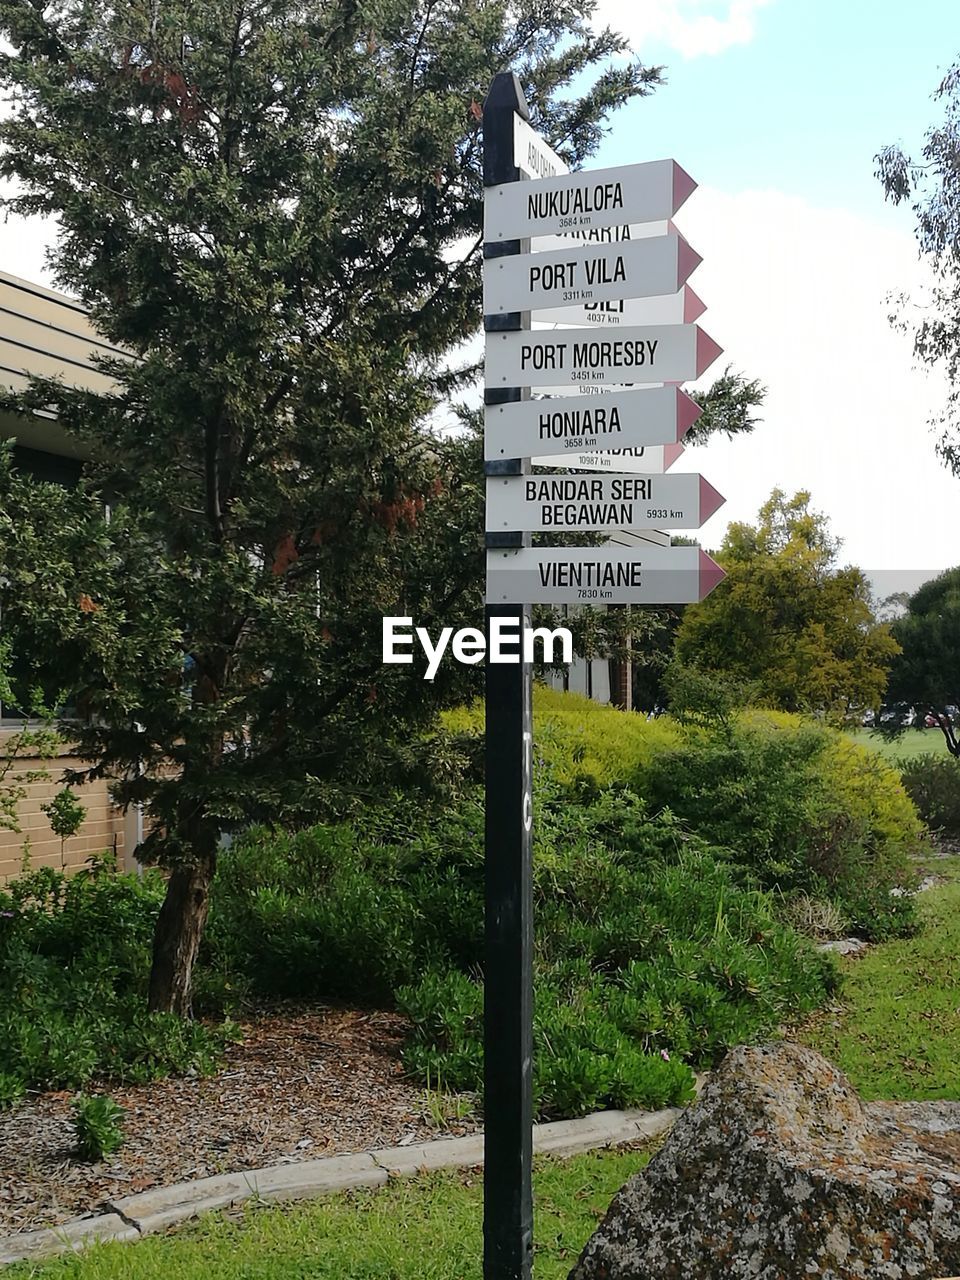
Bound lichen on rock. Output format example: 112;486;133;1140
569;1041;960;1280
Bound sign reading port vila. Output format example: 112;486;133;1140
482;232;702;316
486;545;726;606
485;324;723;388
486;472;725;532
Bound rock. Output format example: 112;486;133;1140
569;1042;960;1280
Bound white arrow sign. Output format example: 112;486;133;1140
486;472;725;532
485;324;723;389
484;160;696;243
533;283;706;330
530;220;670;254
514;115;568;180
483;233;701;316
486;545;726;605
483;385;701;461
530;443;684;473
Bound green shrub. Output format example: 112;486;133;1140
639;710;920;938
72;1093;125;1162
0;862;237;1106
899;752;960;835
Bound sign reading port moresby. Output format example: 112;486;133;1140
486;545;726;606
485;323;723;388
484;158;697;241
483;385;701;462
486;471;725;533
483;232;702;315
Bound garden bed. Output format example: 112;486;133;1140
0;1002;479;1237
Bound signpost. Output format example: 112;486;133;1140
486;471;725;532
486;545;726;606
482;72;534;1280
480;81;728;1280
484;384;701;462
483;232;701;316
485;322;723;388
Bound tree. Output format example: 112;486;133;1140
877;63;960;474
0;0;665;1016
886;568;960;754
672;489;899;723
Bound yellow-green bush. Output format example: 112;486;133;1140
442;685;681;787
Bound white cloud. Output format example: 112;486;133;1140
674;185;956;574
594;0;773;59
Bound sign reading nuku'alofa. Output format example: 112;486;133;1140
483;385;701;461
485;472;725;532
484;159;696;242
485;545;726;605
529;443;684;473
484;324;722;389
483;233;701;315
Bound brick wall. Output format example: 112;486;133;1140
0;731;132;882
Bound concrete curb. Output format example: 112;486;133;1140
0;1104;680;1265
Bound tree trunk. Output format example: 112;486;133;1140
147;851;216;1018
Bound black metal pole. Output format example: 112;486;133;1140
482;71;534;1280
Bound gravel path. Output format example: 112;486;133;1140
0;1002;479;1236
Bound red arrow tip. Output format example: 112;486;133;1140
695;327;724;377
683;285;707;323
698;549;726;599
699;475;726;523
676;236;702;288
663;443;685;470
675;388;703;439
672;161;697;212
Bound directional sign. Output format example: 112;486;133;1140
483;232;701;317
483;385;701;461
485;324;722;389
533;283;706;329
486;545;726;605
514;115;568;180
484;160;696;243
530;219;671;254
530;443;684;473
486;472;725;533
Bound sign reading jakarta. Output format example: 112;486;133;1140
484;159;697;241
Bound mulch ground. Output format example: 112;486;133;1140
0;1002;480;1237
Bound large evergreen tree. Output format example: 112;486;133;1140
0;0;665;1015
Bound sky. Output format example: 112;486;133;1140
1;0;958;595
582;0;960;594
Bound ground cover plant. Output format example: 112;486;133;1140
796;858;960;1100
0;860;236;1106
5;1146;653;1280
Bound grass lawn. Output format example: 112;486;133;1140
846;726;946;765
796;858;960;1100
7;1146;651;1280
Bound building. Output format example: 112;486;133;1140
0;269;135;880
